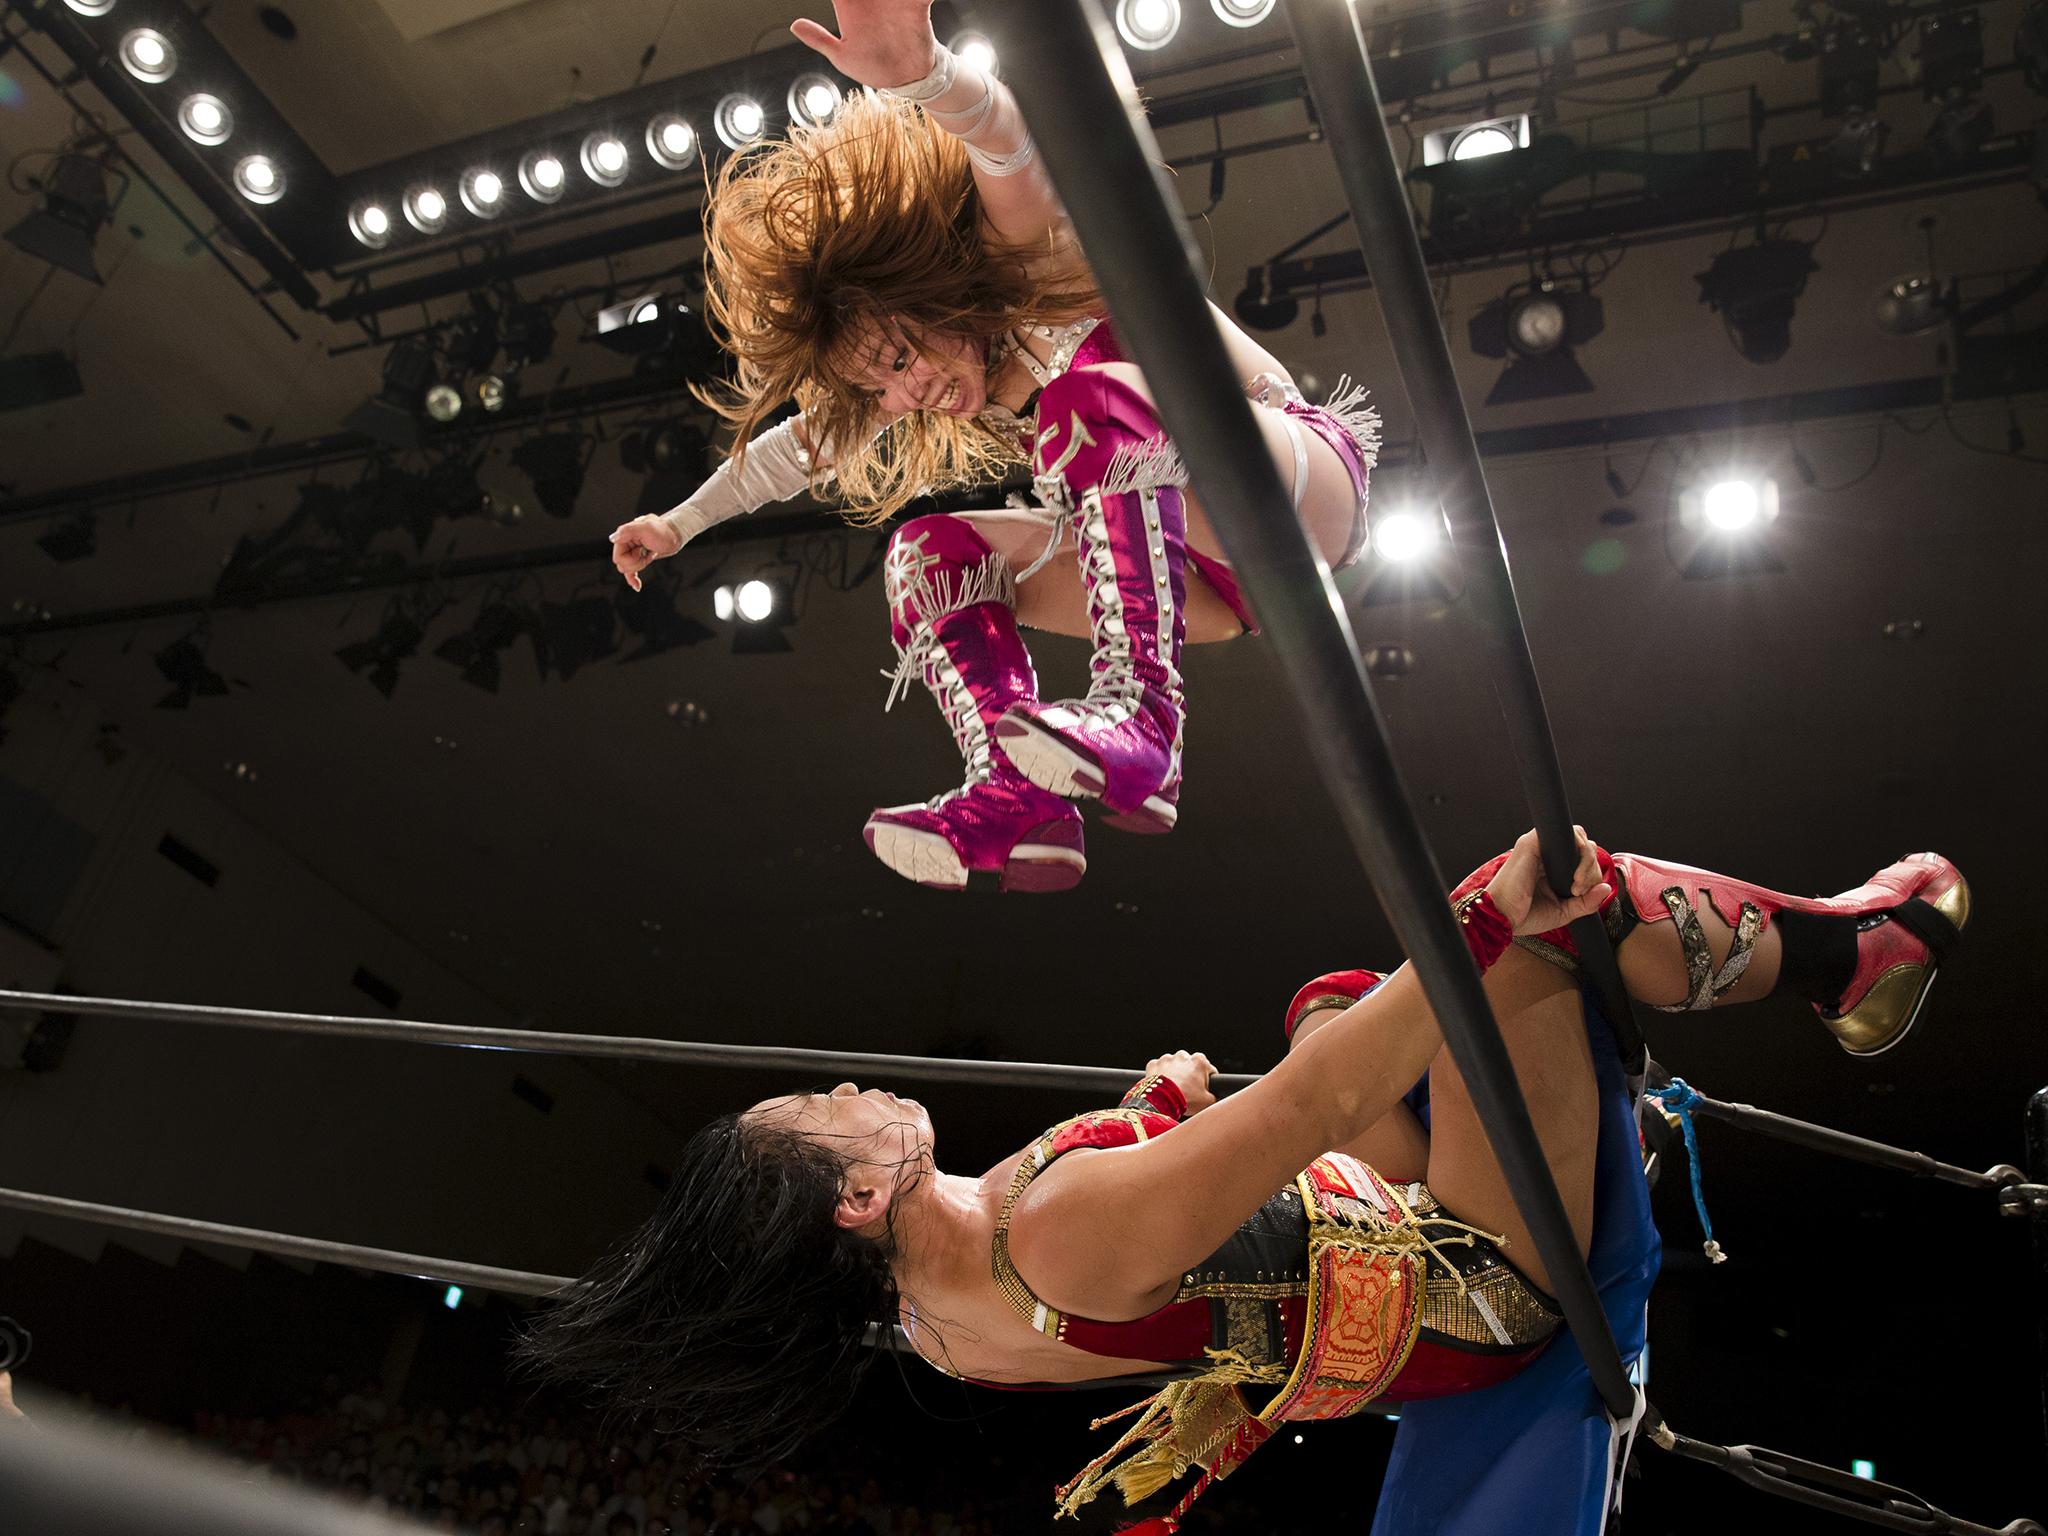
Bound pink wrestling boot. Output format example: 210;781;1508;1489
864;515;1087;894
997;368;1187;835
1609;851;1970;1056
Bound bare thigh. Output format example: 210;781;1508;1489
1421;950;1598;1298
962;360;1364;643
1287;1009;1431;1181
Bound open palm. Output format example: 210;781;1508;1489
790;1;938;91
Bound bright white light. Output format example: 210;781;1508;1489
733;100;763;136
472;172;501;204
1702;479;1760;530
805;83;836;118
425;384;463;423
120;28;176;82
713;585;735;621
179;93;234;146
631;298;663;324
361;205;388;235
1371;509;1439;563
595;139;625;173
1451;126;1517;160
1211;0;1276;25
1117;0;1180;49
534;157;563;188
735;579;776;622
581;133;630;188
663;122;692;155
63;0;116;14
460;167;506;219
349;201;393;248
520;150;568;203
418;189;443;218
234;155;284;204
716;94;768;150
952;33;997;74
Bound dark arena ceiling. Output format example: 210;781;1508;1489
1;0;2046;1530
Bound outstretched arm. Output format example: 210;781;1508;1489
1008;830;1610;1321
792;3;1064;248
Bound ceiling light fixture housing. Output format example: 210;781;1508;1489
178;93;233;146
580;131;630;188
348;200;392;249
233;154;284;204
1116;0;1181;51
459;166;507;218
714;93;767;150
1211;0;1276;28
1423;113;1531;165
787;73;842;129
646;115;698;170
403;182;449;234
119;28;177;83
518;149;568;203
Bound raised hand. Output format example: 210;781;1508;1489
789;1;939;92
608;515;684;593
1484;827;1612;935
1142;1050;1218;1116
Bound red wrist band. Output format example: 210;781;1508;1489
1455;889;1515;973
1121;1073;1188;1120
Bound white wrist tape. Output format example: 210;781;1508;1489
882;44;1038;178
658;415;820;547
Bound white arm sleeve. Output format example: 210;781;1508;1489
658;415;825;548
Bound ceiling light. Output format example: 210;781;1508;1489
343;339;436;450
1828;113;1888;178
1874;274;1948;336
1423;114;1530;165
1679;474;1780;534
63;0;116;14
1371;509;1440;563
233;155;284;204
119;28;176;83
348;199;392;249
5;153;111;283
403;182;449;234
646;114;698;170
519;149;567;203
1817;23;1882;118
1702;480;1758;529
1116;0;1180;50
424;383;463;423
715;93;766;150
1211;0;1275;27
713;585;735;621
580;132;630;188
1926;98;1993;166
178;93;233;146
1467;280;1604;403
1232;267;1298;331
788;73;841;128
459;166;506;218
511;431;592;519
950;32;997;74
735;578;776;622
471;373;511;412
1695;240;1818;363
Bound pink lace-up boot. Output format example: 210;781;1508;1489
864;515;1087;893
997;368;1187;835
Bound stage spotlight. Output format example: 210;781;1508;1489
119;28;176;83
788;73;842;129
616;574;714;662
713;585;736;621
1817;23;1882;118
594;293;695;355
1467;280;1604;403
1423;114;1530;166
178;93;233;146
403;182;449;234
62;0;115;13
348;200;392;249
335;609;429;698
647;114;698;170
459;166;506;218
233;155;284;205
715;93;766;150
1828;113;1888;178
435;599;538;693
535;594;621;680
1927;98;1993;166
1875;274;1948;336
1674;474;1783;576
499;302;557;368
519;149;567;203
424;383;463;423
470;373;511;412
1695;240;1818;363
155;633;232;711
1232;267;1299;331
1212;0;1275;27
5;153;112;283
344;338;437;450
511;431;592;519
950;32;997;73
736;578;777;621
2019;0;2048;94
1117;0;1180;50
35;511;96;563
1371;508;1440;563
1917;9;1984;101
581;132;629;188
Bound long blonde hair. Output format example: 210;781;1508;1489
698;92;1100;525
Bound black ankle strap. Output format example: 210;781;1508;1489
1888;896;1960;957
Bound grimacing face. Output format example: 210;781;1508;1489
743;1081;936;1179
846;317;989;418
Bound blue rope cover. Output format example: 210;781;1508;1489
1657;1077;1726;1264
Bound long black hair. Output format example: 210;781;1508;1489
515;1111;900;1473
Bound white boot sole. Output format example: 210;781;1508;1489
865;820;1086;893
1001;716;1178;833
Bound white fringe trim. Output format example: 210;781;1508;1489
880;551;1016;714
1097;432;1189;498
1319;375;1382;469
